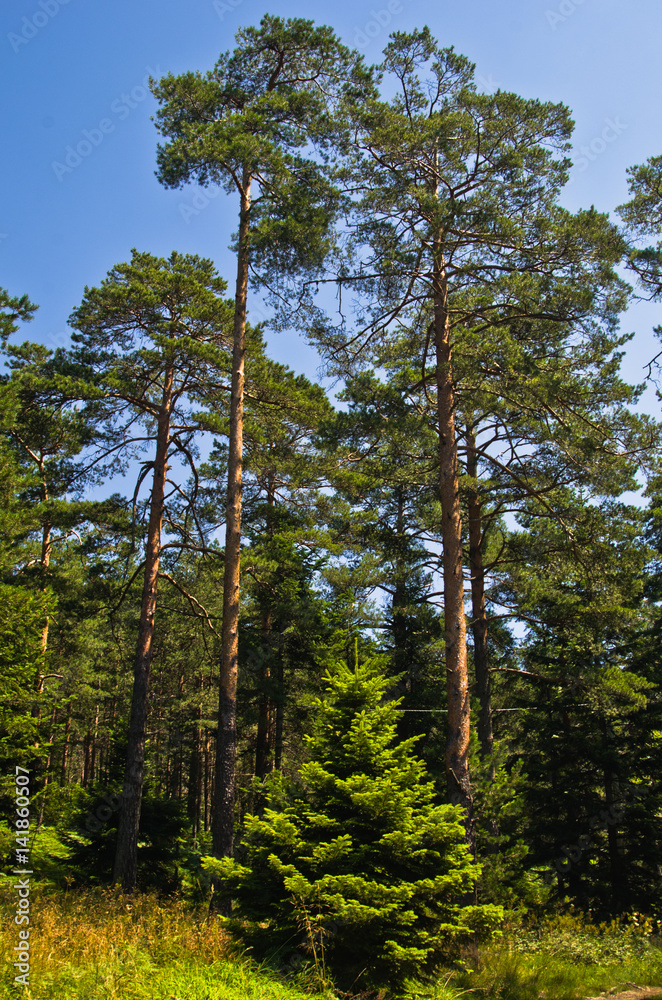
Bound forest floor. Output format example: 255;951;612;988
585;990;662;1000
0;875;661;1000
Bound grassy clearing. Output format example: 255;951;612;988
1;889;661;1000
4;959;327;1000
0;887;251;1000
448;914;662;1000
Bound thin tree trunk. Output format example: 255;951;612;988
391;490;413;738
83;729;92;787
204;734;212;832
255;611;274;783
212;166;252;872
89;684;101;784
432;249;473;832
274;637;285;772
32;518;52;729
113;363;174;891
255;475;276;782
39;519;52;655
600;717;627;910
391;489;408;678
61;701;72;784
37;706;57;831
466;424;494;764
188;684;203;839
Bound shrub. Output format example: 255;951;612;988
204;653;502;992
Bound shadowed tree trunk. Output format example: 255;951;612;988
60;701;72;784
600;716;628;911
466;424;494;764
274;635;285;772
204;734;212;832
188;686;204;839
255;609;275;783
255;475;277;783
113;362;174;890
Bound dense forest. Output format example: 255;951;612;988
2;15;662;996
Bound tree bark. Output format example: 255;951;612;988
600;716;627;910
204;733;212;831
188;686;203;839
60;701;72;784
113;362;174;891
255;477;276;783
212;166;252;868
89;682;101;784
432;250;473;831
466;424;494;764
37;706;57;831
274;636;285;772
39;519;52;655
32;517;52;725
255;610;274;782
391;490;413;738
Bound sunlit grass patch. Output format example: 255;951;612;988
450;913;662;1000
0;886;235;998
10;958;330;1000
2;888;662;1000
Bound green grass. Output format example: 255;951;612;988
7;957;330;1000
452;948;662;1000
448;913;662;1000
1;885;661;1000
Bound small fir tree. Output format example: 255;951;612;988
203;650;502;992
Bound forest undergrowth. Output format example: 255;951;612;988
1;882;661;1000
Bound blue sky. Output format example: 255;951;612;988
1;0;661;410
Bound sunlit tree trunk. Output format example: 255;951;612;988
432;248;472;832
212;166;252;870
466;424;494;764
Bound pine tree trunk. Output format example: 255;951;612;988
83;729;92;787
432;250;473;830
466;425;494;763
391;490;408;677
61;701;72;784
37;706;57;831
255;609;274;782
113;363;174;891
391;491;412;738
600;717;627;910
204;734;212;832
39;519;52;655
89;685;100;784
188;687;203;839
255;675;273;780
32;517;52;726
274;638;285;772
212;166;252;869
255;477;276;782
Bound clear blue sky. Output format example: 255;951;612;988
1;0;660;408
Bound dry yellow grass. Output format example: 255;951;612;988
0;885;232;976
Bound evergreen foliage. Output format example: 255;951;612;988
203;651;502;991
2;20;662;976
